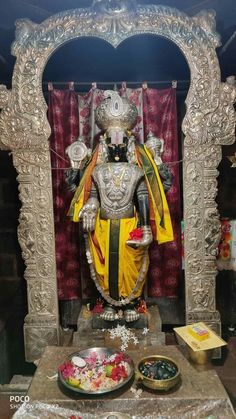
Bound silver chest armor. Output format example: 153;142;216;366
92;162;144;219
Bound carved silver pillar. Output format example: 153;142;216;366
183;80;236;339
0;84;60;361
13;149;60;361
184;145;221;335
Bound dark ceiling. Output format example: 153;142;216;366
0;0;236;90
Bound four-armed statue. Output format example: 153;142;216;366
67;91;173;323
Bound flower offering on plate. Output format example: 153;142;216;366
58;347;134;395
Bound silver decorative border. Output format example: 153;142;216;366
0;0;235;361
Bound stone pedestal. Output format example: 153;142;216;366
73;304;165;348
26;346;235;418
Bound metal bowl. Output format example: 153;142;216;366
136;355;180;391
58;347;134;395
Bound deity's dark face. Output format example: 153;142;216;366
107;138;128;162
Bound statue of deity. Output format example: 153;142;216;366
67;91;173;322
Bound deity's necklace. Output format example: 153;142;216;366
108;164;127;188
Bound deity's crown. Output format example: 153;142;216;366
95;90;138;131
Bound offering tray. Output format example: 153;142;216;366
58;347;134;395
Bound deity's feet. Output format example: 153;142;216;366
99;303;141;323
124;308;140;323
100;306;117;321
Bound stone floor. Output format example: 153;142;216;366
213;336;236;409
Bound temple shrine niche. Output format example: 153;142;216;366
0;0;235;367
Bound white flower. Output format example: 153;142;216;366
130;386;143;399
142;327;149;335
132;337;139;345
135;389;143;399
107;325;139;351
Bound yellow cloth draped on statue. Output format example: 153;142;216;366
137;145;173;244
89;212;148;299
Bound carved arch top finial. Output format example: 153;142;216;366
92;0;137;14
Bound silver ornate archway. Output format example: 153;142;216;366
0;0;235;361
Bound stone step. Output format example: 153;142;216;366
0;375;32;394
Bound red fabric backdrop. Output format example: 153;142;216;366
48;85;81;300
143;88;181;297
48;84;181;300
